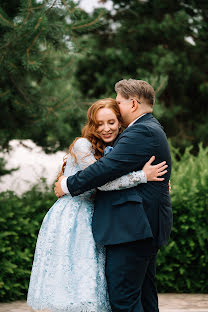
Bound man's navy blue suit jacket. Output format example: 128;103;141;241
67;113;172;248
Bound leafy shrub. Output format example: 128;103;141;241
0;181;56;302
157;143;208;292
0;145;208;301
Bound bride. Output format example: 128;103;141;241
27;98;167;312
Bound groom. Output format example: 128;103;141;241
55;79;172;312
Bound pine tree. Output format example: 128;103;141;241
73;0;208;150
0;0;105;154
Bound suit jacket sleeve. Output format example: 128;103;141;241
67;124;156;196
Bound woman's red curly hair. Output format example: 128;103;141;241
57;98;122;179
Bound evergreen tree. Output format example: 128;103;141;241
0;0;104;154
73;0;208;150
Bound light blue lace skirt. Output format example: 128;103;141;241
27;194;111;312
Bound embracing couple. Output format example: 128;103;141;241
27;79;172;312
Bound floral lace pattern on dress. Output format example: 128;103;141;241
27;138;146;312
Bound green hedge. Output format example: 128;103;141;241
0;145;208;301
157;143;208;292
0;181;56;302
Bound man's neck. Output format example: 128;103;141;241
128;110;152;126
127;114;146;127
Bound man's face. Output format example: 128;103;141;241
116;93;132;126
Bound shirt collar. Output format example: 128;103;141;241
128;113;147;128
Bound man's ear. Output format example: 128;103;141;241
132;99;139;112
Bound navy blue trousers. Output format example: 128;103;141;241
105;239;159;312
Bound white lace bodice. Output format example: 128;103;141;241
64;138;147;191
27;137;147;312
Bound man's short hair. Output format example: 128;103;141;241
115;79;155;106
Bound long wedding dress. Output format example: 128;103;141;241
27;138;147;312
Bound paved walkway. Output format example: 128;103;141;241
0;294;208;312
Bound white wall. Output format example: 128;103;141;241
0;140;66;195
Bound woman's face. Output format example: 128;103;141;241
96;108;120;143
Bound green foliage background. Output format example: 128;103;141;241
157;143;208;292
1;0;208;154
73;0;208;150
0;181;56;301
0;0;103;152
0;0;208;301
0;146;208;301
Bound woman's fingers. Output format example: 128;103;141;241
154;177;165;181
157;164;168;172
145;158;168;171
146;155;155;165
154;161;166;168
152;170;168;181
157;170;168;176
143;158;169;182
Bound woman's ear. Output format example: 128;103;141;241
118;123;122;133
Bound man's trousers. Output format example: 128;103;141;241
105;239;159;312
